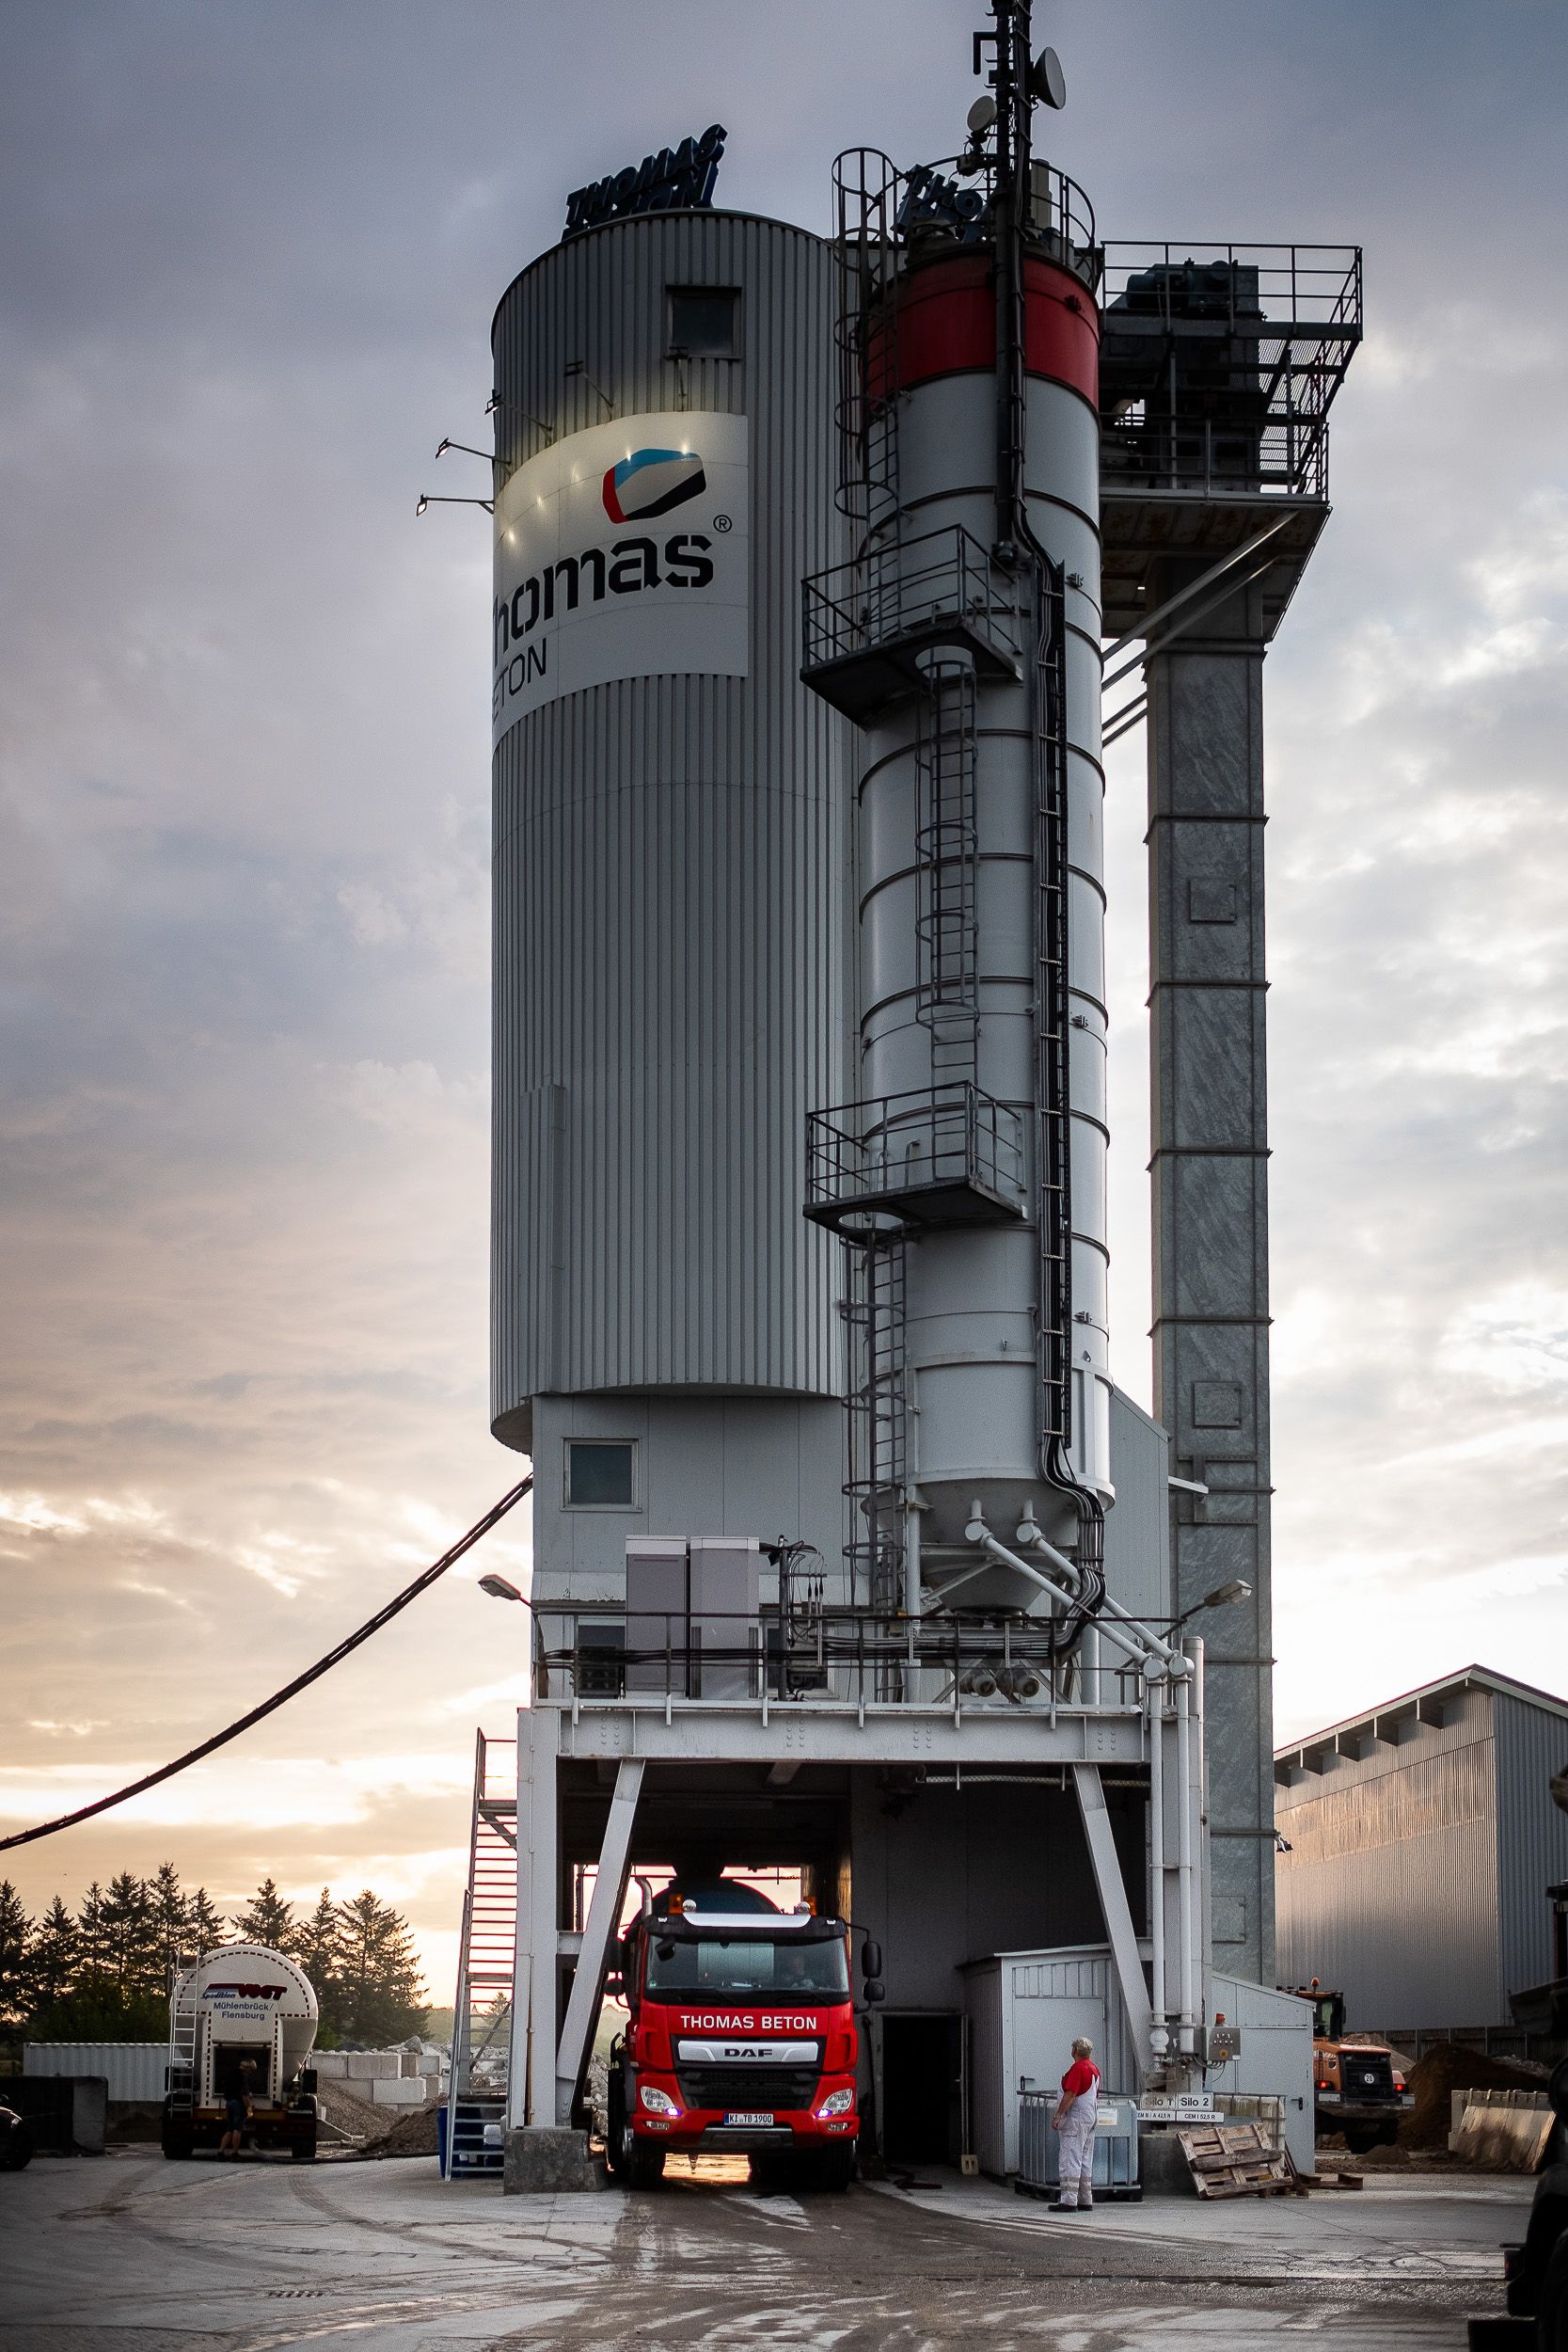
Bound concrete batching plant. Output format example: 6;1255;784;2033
456;2;1362;2187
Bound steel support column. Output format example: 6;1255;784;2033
1147;566;1275;1987
1071;1761;1153;2080
510;1706;560;2130
553;1757;642;2125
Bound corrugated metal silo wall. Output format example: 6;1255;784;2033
489;215;850;1441
1493;1692;1568;2002
1275;1689;1503;2029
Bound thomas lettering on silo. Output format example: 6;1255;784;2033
491;409;749;738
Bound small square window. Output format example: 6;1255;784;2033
667;286;740;359
565;1439;637;1508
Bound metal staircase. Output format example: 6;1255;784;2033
444;1731;516;2180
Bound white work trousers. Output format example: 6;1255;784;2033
1056;2102;1097;2206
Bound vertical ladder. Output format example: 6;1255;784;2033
832;149;903;662
167;1947;203;2113
445;1731;516;2180
844;1238;909;1638
915;655;981;1075
1033;565;1072;1450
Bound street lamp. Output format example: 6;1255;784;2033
415;493;494;516
479;1573;548;1692
485;393;555;441
435;437;496;464
564;358;613;415
1170;1579;1253;1629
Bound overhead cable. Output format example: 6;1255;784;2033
0;1475;533;1852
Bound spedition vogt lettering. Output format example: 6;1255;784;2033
491;410;749;737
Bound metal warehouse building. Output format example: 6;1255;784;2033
1275;1666;1568;2038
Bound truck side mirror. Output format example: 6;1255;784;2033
603;1971;624;1999
861;1938;883;1979
863;1979;885;2005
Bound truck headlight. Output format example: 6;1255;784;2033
816;2087;856;2119
639;2085;680;2117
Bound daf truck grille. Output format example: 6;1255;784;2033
675;2064;821;2113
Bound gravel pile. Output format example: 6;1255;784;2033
316;2080;385;2144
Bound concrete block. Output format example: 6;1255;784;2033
311;2052;348;2078
370;2076;430;2106
502;2125;601;2194
346;2052;400;2081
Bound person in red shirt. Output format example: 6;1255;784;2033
1051;2035;1101;2211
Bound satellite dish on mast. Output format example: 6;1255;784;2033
967;95;998;135
1031;46;1068;109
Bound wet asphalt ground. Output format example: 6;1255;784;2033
0;2146;1530;2351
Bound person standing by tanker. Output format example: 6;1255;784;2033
1051;2035;1101;2211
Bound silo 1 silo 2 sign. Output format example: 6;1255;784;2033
491;410;749;740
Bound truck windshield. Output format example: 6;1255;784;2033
643;1934;849;2001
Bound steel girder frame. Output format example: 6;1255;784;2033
505;1692;1207;2128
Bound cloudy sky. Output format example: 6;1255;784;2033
2;0;1564;1993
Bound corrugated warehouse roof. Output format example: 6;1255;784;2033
1275;1663;1568;1767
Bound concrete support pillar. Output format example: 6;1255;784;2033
1146;567;1275;1988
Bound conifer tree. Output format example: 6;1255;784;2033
148;1863;192;1987
186;1885;225;1951
54;1880;164;2037
24;1897;78;2014
295;1889;343;2036
0;1881;30;2036
231;1877;296;1953
99;1871;159;2002
333;1890;428;2045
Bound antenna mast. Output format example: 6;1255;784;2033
988;0;1034;556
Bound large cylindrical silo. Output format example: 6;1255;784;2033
488;214;851;1465
814;159;1110;1595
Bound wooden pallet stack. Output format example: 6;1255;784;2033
1178;2121;1293;2199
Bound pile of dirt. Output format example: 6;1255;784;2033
316;2079;386;2145
359;2099;443;2160
1402;2042;1545;2147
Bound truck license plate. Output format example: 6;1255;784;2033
726;2111;773;2126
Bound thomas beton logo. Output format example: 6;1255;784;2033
602;445;707;525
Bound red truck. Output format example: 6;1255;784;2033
605;1884;881;2190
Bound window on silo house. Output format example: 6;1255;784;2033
667;286;740;359
565;1439;637;1508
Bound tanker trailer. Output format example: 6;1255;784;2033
161;1943;321;2161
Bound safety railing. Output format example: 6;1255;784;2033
801;525;1025;680
804;1082;1027;1233
530;1603;1148;1718
1100;408;1330;501
1098;243;1360;503
891;154;1101;293
1100;243;1362;335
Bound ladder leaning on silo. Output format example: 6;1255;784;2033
444;1729;517;2179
